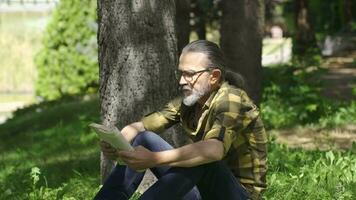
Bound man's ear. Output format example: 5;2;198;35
210;69;221;85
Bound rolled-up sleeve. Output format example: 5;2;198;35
141;97;182;134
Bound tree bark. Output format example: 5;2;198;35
97;0;178;183
176;0;191;54
293;0;317;55
220;0;264;105
191;0;206;40
343;0;353;28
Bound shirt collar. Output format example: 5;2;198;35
203;81;229;109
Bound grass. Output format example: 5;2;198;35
0;93;355;199
0;96;101;199
265;140;356;200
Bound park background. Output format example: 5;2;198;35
0;0;355;199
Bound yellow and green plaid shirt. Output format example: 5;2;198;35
142;82;267;199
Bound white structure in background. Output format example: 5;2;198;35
271;25;283;38
0;0;59;124
0;0;59;12
262;25;292;66
322;35;356;56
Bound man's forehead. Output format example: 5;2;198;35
178;52;209;70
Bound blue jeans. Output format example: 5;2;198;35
94;131;250;200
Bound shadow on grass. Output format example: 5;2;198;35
0;95;100;138
1;152;100;198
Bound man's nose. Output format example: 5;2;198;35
179;75;187;85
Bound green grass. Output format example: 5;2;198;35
265;140;356;200
0;96;101;199
0;94;355;199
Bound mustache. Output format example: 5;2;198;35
179;85;191;91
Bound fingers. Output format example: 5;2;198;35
118;150;133;159
99;141;111;148
99;141;118;160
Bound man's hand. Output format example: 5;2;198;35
99;141;118;160
118;146;156;170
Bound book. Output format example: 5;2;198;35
88;122;133;165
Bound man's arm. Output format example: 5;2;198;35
155;139;224;167
120;121;145;142
118;138;224;170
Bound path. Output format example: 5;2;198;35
320;50;356;101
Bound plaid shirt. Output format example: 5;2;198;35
142;82;267;199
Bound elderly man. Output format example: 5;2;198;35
94;40;267;200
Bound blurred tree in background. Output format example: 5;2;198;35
175;0;191;53
293;0;318;56
220;0;265;104
35;0;98;100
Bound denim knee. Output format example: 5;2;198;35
132;131;159;147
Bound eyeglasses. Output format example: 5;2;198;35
175;68;213;82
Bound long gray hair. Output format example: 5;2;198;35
181;40;245;89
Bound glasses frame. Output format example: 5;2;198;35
175;68;215;82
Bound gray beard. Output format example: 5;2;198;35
182;83;211;106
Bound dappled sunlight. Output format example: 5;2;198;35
272;125;356;151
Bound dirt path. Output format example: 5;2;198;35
273;125;356;151
320;50;356;101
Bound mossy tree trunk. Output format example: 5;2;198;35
97;0;178;183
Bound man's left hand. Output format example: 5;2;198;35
118;146;157;170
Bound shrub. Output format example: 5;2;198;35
261;64;355;129
35;0;98;100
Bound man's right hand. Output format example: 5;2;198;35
99;141;118;160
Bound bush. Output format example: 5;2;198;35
261;64;356;129
35;0;98;100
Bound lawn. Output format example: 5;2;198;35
0;96;101;199
0;93;355;199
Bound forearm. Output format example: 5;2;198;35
153;139;224;168
120;121;145;142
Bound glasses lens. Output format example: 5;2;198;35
175;70;182;80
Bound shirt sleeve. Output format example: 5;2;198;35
141;97;182;134
203;92;259;157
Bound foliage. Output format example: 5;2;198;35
35;0;98;100
277;0;355;35
265;140;356;200
261;64;356;129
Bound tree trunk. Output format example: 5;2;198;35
176;0;191;54
220;0;264;105
97;0;178;183
191;0;206;40
293;0;317;56
343;0;353;28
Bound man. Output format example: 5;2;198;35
94;40;267;200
